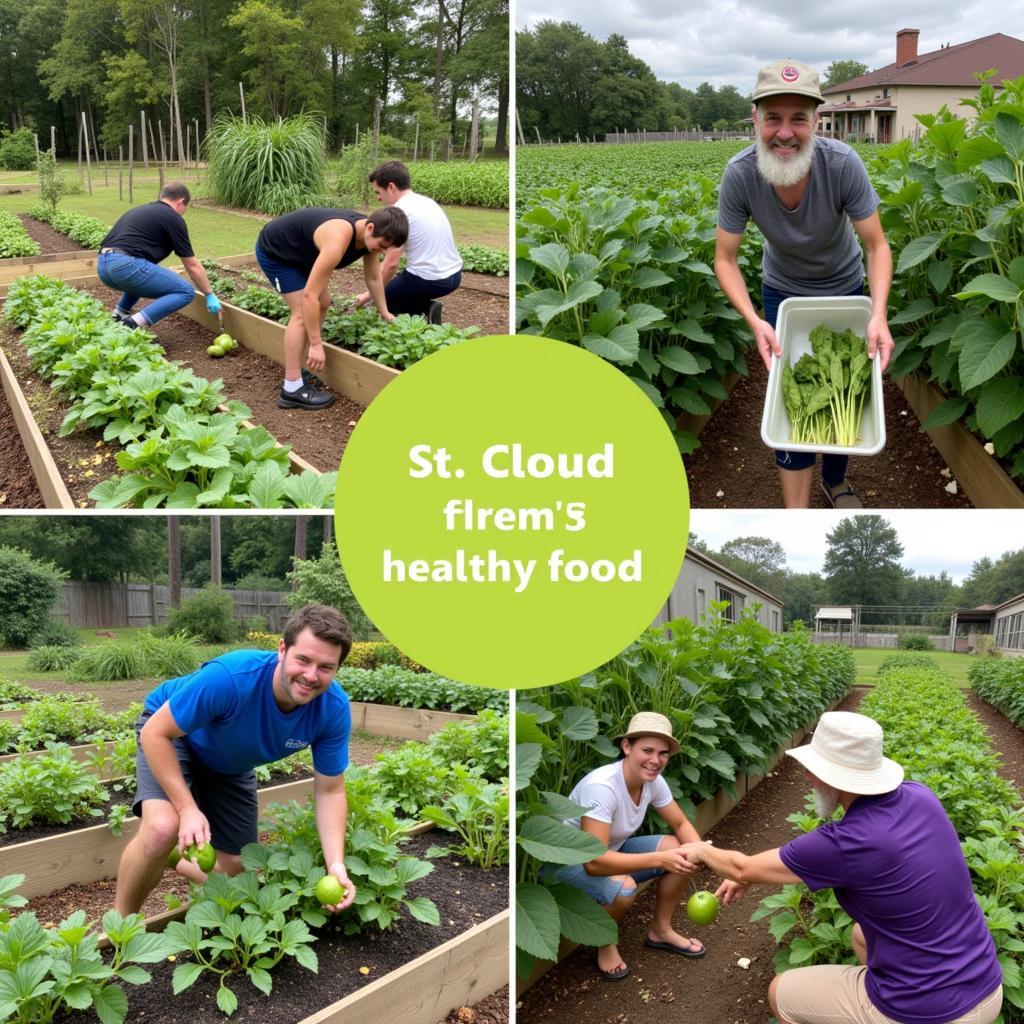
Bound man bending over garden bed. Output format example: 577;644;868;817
355;160;463;324
98;182;222;330
114;603;357;917
679;712;1002;1024
255;206;408;410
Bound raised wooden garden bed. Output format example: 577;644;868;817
516;695;845;996
895;373;1024;508
0;249;97;277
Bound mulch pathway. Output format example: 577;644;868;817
17;213;91;255
683;355;974;509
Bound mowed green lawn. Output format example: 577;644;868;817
849;646;974;688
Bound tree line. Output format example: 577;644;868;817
517;23;872;141
0;0;509;159
694;516;1024;630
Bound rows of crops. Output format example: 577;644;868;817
516;76;1024;477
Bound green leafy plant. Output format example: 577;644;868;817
896;632;933;651
285;541;373;638
0;127;36;170
354;315;477;369
0;211;41;259
167;586;243;645
456;244;508;276
426;709;509;778
372;744;452;816
0;546;67;649
35;148;66;215
421;773;509;868
163;870;318;1016
0;899;181;1024
26;645;81;672
0;746;109;831
336;664;508;713
232;285;290;322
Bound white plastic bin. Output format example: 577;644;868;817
760;295;886;456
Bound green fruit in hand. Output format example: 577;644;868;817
686;890;719;926
183;842;216;872
207;344;225;357
167;847;181;869
315;874;345;906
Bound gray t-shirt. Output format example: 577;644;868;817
717;137;879;295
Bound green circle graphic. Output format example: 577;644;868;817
335;335;689;689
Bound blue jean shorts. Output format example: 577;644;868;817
255;243;310;295
543;833;666;905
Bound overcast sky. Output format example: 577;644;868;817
515;0;1024;92
689;510;1024;583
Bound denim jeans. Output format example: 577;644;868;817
385;269;462;316
97;252;195;325
763;281;864;487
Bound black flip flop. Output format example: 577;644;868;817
821;478;863;509
597;961;630;981
644;937;706;959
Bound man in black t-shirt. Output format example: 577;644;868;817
97;181;221;329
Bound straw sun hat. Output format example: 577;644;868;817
786;712;904;795
615;712;680;757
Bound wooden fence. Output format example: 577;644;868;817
55;581;289;630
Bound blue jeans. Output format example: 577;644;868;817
385;269;461;316
764;281;863;487
97;252;195;326
541;833;665;905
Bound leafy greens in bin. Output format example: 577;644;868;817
781;324;872;447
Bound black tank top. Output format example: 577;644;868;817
256;208;364;271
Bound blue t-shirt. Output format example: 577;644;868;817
144;649;350;777
779;781;1002;1024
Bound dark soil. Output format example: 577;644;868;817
683;354;974;509
0;367;45;507
447;988;509;1024
964;691;1024;794
64;832;507;1024
17;213;90;255
516;688;868;1024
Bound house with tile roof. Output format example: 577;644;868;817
819;29;1024;143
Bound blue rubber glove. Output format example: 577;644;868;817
206;293;222;314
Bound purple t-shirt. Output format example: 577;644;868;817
780;781;1001;1024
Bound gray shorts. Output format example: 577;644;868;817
133;711;258;854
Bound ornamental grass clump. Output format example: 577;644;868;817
204;114;328;215
782;324;872;447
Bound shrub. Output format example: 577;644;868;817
0;546;68;648
204;113;327;214
0;127;36;170
36;146;66;214
167;585;244;644
136;631;200;677
975;634;996;656
28;617;80;649
26;645;81;672
245;630;280;651
896;632;933;651
286;541;373;640
876;651;939;676
70;640;147;681
0;747;109;830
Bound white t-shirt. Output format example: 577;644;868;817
566;760;673;851
395;190;463;280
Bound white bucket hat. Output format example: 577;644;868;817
616;712;680;757
786;712;904;795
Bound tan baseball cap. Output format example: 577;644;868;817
752;59;825;105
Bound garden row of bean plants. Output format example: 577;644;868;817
514;608;854;974
0;210;40;259
3;275;335;508
395;159;509;209
970;656;1024;726
868;74;1024;479
27;204;109;249
755;660;1024;1018
516;173;763;453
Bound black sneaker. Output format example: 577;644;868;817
277;382;335;410
428;300;443;325
301;368;325;389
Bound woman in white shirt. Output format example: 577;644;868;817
549;712;705;980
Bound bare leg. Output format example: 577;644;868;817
114;800;179;915
282;291;308;381
647;836;703;954
778;466;813;508
596;877;637;974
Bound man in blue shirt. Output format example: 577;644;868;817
114;603;355;916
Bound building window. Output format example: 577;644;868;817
695;588;706;622
772;609;780;631
882;88;890;98
846;94;851;101
997;612;1024;650
716;584;744;622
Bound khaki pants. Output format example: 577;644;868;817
775;965;1002;1024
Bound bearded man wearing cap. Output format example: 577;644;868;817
714;59;896;510
544;711;705;981
681;712;1002;1024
